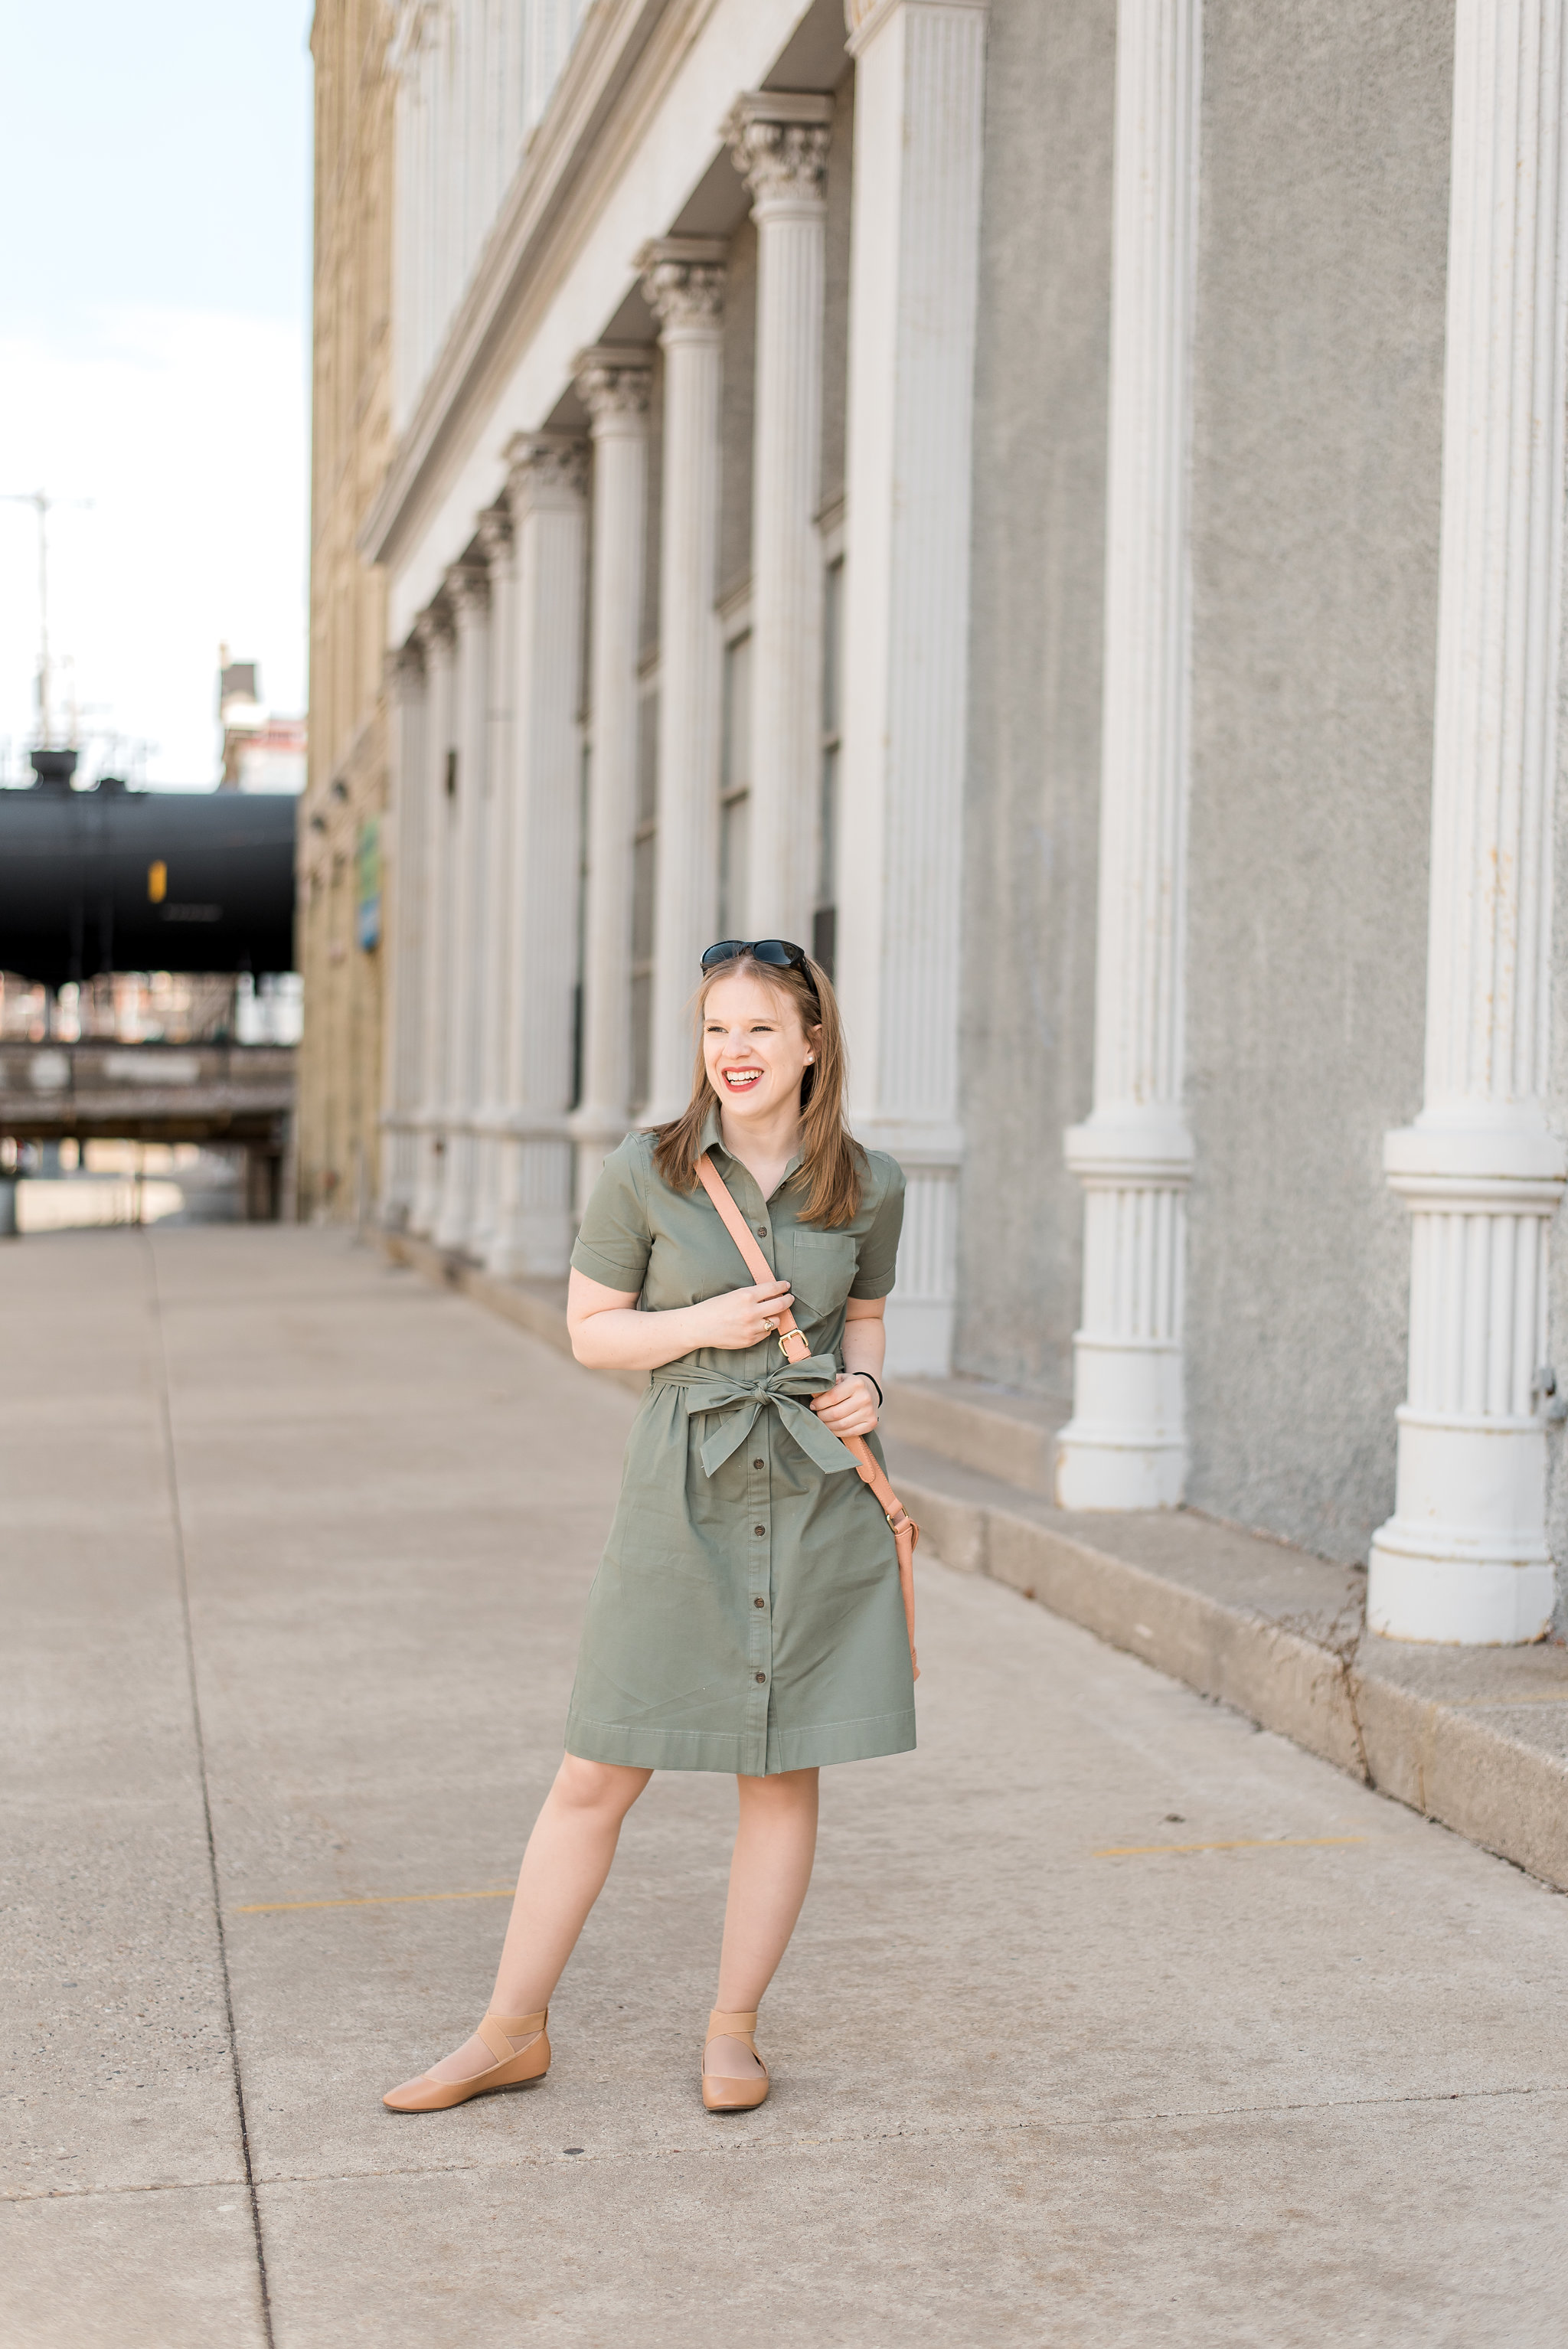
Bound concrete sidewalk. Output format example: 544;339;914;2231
5;1227;1568;2347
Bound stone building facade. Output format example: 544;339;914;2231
298;0;398;1224
354;0;1568;1647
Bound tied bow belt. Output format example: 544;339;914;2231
655;1355;854;1481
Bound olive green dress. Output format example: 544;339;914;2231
564;1107;914;1776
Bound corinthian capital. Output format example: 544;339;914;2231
637;237;727;335
413;598;454;655
722;91;832;211
573;345;653;427
444;559;489;616
504;431;590;509
475;501;512;567
385;637;426;697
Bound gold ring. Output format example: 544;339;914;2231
763;1317;778;1332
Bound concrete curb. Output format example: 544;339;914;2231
379;1227;1568;1893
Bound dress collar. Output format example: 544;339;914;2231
700;1100;805;1194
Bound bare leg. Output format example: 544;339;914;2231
417;1755;651;2085
707;1767;820;2080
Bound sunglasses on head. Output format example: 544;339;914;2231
700;938;812;978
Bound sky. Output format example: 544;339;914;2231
0;2;314;789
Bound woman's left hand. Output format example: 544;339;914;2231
811;1371;880;1439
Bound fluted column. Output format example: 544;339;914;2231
640;238;727;1123
488;433;590;1276
567;348;652;1214
837;0;988;1376
1054;0;1200;1510
469;502;515;1258
726;92;832;944
433;559;491;1250
379;639;427;1227
1368;0;1568;1644
409;601;455;1237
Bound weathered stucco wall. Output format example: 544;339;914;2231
1184;0;1451;1562
955;0;1116;1401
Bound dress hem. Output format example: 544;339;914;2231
563;1704;916;1776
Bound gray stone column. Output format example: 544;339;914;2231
1368;0;1568;1642
409;600;455;1238
640;238;727;1124
469;501;515;1259
488;435;590;1276
566;348;652;1214
837;0;988;1375
379;638;426;1228
1054;0;1202;1508
433;559;491;1251
726;92;832;945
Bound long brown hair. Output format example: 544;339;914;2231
651;952;865;1227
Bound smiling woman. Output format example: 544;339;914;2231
384;945;911;2120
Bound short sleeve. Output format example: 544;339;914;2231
571;1139;653;1292
849;1155;905;1300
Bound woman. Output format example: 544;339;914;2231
384;940;912;2115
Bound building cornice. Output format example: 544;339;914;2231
361;0;722;571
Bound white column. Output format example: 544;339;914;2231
469;501;515;1258
1053;0;1200;1510
566;348;652;1214
836;0;988;1377
379;639;427;1227
433;558;491;1251
1368;0;1568;1644
488;433;590;1276
410;602;455;1237
725;92;832;945
640;237;727;1124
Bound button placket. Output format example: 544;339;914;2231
746;1416;773;1723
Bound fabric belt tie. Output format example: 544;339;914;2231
655;1358;857;1480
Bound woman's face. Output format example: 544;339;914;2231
702;970;816;1127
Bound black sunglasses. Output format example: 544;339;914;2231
700;938;813;978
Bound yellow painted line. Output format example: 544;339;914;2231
1094;1835;1369;1858
233;1887;514;1916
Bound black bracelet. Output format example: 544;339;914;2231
851;1370;884;1410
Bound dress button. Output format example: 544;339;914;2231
752;1458;764;1470
756;1226;767;1237
753;1524;766;1537
755;1671;766;1684
753;1596;766;1609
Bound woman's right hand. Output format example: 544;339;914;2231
690;1278;797;1352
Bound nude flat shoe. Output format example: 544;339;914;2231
701;2008;769;2112
383;2011;550;2112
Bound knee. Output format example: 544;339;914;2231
737;1766;818;1812
554;1754;649;1818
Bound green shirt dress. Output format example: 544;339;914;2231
564;1108;915;1776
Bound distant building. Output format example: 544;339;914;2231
217;655;306;794
297;4;397;1224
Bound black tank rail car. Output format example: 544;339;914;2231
0;764;296;988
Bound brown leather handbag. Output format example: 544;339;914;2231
695;1151;920;1679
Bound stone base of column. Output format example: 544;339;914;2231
1370;1122;1566;1643
485;1133;575;1277
1368;1404;1558;1645
1055;1113;1193;1511
433;1130;476;1251
567;1107;629;1223
856;1143;957;1379
1368;1406;1557;1642
1054;1335;1187;1510
468;1124;503;1260
409;1122;445;1237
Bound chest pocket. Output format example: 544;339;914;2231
788;1230;861;1328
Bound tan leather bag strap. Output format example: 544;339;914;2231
694;1150;919;1678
